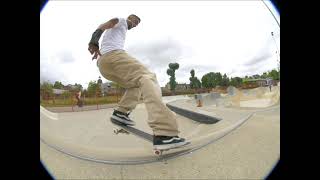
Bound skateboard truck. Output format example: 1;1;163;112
113;128;129;135
153;149;171;156
111;118;190;156
154;149;163;156
153;142;191;156
113;128;165;156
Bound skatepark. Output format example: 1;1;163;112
40;85;280;179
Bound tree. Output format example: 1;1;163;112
268;69;280;80
195;78;201;89
189;69;201;89
87;81;99;97
166;63;179;92
40;81;54;100
261;72;268;79
229;77;243;87
215;72;223;86
201;72;215;88
221;73;230;86
53;81;64;89
201;72;223;88
189;70;195;88
229;78;236;86
253;74;260;79
74;83;83;91
190;69;195;78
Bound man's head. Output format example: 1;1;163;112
127;14;141;30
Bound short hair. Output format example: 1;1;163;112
129;14;141;23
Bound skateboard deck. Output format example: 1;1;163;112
111;118;190;155
111;118;153;142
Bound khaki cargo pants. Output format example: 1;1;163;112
97;50;180;136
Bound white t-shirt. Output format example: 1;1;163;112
100;18;128;55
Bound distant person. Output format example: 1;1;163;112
75;91;83;107
88;14;188;150
266;78;273;92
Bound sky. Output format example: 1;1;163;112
40;1;280;89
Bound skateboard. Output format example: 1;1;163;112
111;118;190;156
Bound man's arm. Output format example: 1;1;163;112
88;18;119;60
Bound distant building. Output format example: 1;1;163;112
176;83;190;90
161;87;170;94
245;78;276;86
165;83;169;90
64;84;78;91
165;83;190;90
52;88;68;95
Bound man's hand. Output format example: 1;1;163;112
88;43;102;60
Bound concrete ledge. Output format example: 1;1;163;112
166;103;221;124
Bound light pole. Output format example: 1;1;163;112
271;31;280;73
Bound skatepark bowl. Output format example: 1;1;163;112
40;86;280;178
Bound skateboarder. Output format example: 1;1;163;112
88;14;188;150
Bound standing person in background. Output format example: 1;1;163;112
75;91;83;107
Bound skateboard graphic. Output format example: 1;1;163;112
111;118;190;156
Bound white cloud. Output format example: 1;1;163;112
40;1;280;88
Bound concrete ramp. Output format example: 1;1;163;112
40;103;256;164
184;86;280;108
41;106;58;120
40;94;280;179
238;86;280;108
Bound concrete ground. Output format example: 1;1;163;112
40;89;280;179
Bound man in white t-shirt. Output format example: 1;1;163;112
88;14;187;150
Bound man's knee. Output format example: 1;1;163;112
139;73;161;96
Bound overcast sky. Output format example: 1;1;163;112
40;1;280;89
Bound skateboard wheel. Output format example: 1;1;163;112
113;129;119;134
119;129;126;134
154;150;162;156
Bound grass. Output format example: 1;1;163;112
40;89;231;107
40;96;121;107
